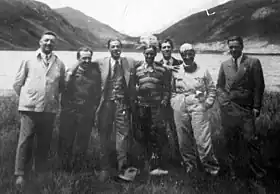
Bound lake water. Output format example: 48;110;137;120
0;51;279;93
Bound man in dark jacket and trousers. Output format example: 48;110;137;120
58;46;101;172
217;36;266;193
159;38;182;167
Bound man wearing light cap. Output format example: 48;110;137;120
170;43;220;176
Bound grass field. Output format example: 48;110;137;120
1;92;280;193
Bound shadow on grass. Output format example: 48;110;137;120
1;91;280;193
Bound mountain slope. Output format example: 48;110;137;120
0;0;102;50
158;0;280;51
55;7;137;44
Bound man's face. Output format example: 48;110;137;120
180;50;195;65
161;42;172;59
144;48;157;64
39;34;56;54
228;40;243;59
109;40;122;59
79;51;92;65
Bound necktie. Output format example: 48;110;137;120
233;58;238;72
166;61;170;66
43;55;50;67
112;60;119;77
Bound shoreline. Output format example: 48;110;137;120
0;49;280;56
0;49;279;56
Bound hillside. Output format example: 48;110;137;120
158;0;280;53
0;0;102;50
55;7;138;46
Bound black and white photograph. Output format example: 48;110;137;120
0;0;280;193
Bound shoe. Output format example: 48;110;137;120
229;169;237;180
149;168;168;176
206;169;220;177
97;170;110;182
184;165;194;174
15;176;25;189
118;167;139;182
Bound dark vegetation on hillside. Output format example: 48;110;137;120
0;0;102;50
54;7;136;43
158;0;280;47
1;91;280;193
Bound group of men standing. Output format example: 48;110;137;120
13;31;267;193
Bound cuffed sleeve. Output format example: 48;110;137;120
162;68;172;102
204;69;216;106
59;62;66;93
252;59;265;111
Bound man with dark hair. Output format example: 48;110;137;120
94;39;138;182
158;38;183;166
217;36;266;193
107;39;122;49
57;46;101;173
13;31;65;187
159;38;182;72
131;43;171;176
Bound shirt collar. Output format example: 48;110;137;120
232;53;243;66
110;57;121;66
144;61;155;69
36;49;53;60
163;57;173;65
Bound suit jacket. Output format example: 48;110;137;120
95;56;136;118
159;56;183;67
158;57;182;118
216;54;265;112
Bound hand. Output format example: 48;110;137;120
253;108;260;117
164;65;180;73
161;100;168;107
204;102;213;110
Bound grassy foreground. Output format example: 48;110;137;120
1;92;280;193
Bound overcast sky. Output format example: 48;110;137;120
38;0;230;36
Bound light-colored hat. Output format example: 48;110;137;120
179;43;194;53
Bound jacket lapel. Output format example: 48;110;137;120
121;57;130;86
101;57;110;92
45;55;56;74
230;55;249;87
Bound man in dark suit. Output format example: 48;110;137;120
158;38;182;166
94;39;137;182
159;38;182;72
217;36;266;193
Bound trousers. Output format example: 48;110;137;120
15;111;55;176
173;103;220;174
220;102;266;181
97;100;130;172
136;105;168;169
58;108;93;169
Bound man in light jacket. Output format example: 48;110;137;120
170;43;220;176
13;31;65;187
